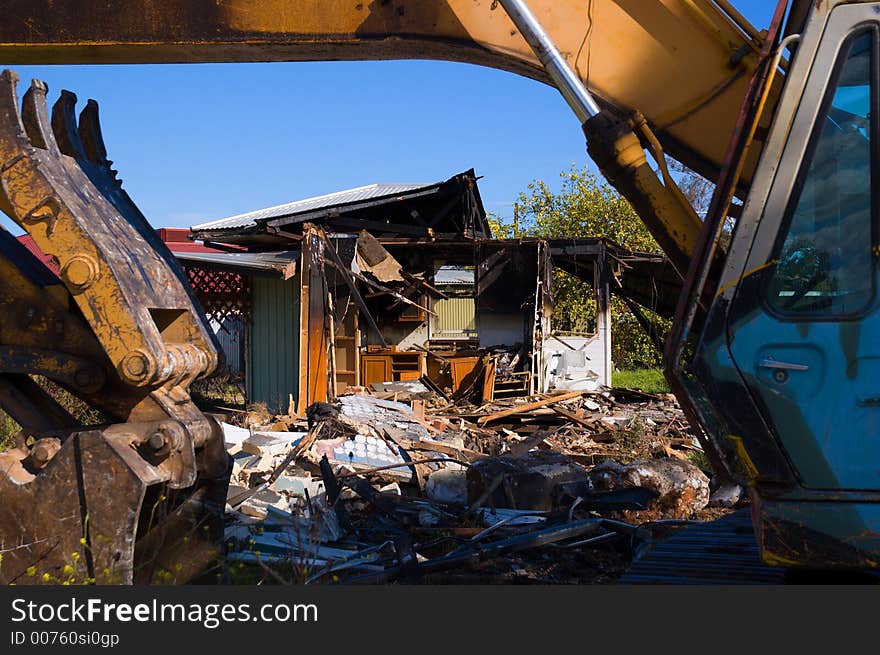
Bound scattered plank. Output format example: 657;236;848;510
476;390;585;425
551;405;594;429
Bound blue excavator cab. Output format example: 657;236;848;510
691;3;880;568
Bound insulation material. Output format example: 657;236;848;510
356;229;404;282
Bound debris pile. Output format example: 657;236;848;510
219;385;739;584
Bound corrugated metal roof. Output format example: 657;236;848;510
434;266;474;285
192;182;434;233
175;250;299;278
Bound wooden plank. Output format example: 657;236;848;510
295;230;312;416
481;357;496;402
507;428;553;457
476;390;585;425
551;405;594;429
402;438;487;462
305;225;329;406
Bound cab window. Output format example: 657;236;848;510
767;30;875;316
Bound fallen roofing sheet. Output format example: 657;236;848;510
175;249;299;278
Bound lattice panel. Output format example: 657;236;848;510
185;266;252;324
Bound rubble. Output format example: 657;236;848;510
425;468;468;505
242;432;303;458
220;384;737;584
588;458;710;520
708;483;744;508
467;450;590;511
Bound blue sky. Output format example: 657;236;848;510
0;1;776;235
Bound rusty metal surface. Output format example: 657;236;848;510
0;71;230;583
0;428;228;584
0;72;218;397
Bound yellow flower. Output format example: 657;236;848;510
79;537;87;545
62;564;74;575
26;566;36;577
71;552;80;562
41;573;51;581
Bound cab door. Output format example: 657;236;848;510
727;13;880;490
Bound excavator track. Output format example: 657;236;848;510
620;510;785;584
620;510;880;584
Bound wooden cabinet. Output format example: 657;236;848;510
361;356;392;387
449;356;480;392
360;351;426;387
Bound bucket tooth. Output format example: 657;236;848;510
51;89;88;160
0;70;34;155
21;79;62;157
77;98;119;184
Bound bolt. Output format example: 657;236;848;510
61;255;98;290
32;443;52;465
73;368;93;389
121;350;154;384
28;439;60;469
148;432;166;450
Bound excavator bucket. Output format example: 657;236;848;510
0;428;229;584
0;71;230;584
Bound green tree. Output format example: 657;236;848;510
499;164;661;252
491;164;669;369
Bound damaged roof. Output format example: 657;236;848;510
190;169;491;243
192;182;432;233
175;249;300;278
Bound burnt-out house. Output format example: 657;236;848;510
170;169;663;413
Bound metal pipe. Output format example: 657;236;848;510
496;0;601;122
712;0;765;44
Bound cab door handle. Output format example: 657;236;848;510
759;356;809;371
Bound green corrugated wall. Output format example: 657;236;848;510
247;273;300;413
433;297;476;336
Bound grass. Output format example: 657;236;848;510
612;368;670;394
0;410;19;450
190;373;247;411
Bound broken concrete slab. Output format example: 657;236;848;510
708;483;743;508
588;458;710;520
425;468;468;505
467;450;589;511
238;488;287;519
272;474;325;498
231;451;274;487
220;422;251;449
242;432;306;458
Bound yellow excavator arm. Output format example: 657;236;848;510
0;0;766;192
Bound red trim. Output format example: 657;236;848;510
16;235;59;274
158;227;227;253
